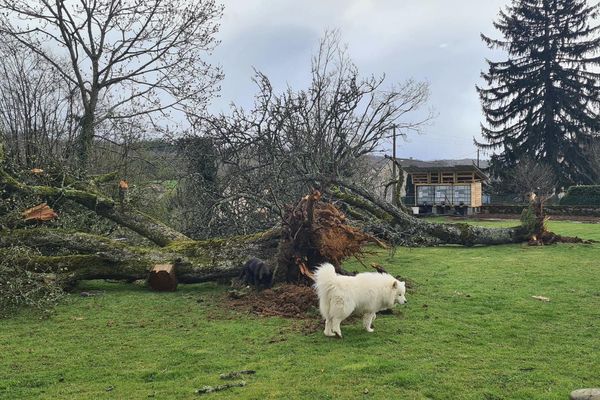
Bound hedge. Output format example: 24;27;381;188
560;185;600;206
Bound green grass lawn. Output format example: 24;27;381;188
1;219;599;399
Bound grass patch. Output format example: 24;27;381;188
1;220;599;399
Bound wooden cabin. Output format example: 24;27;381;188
403;165;487;215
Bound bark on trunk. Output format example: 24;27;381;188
330;180;529;246
75;93;98;169
1;229;281;284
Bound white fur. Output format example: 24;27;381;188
313;263;407;338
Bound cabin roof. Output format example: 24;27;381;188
402;164;488;181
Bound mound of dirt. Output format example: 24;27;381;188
227;284;319;319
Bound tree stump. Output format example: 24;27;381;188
148;264;177;291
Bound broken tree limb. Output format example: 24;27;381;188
196;381;246;395
330;179;529;246
0;167;189;246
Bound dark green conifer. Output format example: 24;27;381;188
478;0;600;187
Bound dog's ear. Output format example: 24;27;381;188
392;281;398;289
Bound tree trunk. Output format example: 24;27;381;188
329;180;529;246
75;93;98;169
0;229;281;284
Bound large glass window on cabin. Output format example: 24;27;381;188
416;186;435;204
435;185;452;204
453;185;471;205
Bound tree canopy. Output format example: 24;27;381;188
0;0;223;167
478;0;600;188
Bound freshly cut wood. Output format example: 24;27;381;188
22;203;58;222
148;264;177;291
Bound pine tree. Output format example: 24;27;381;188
478;0;600;188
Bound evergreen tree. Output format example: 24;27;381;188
478;0;600;188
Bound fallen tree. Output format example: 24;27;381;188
327;181;529;246
0;143;587;288
0;228;280;284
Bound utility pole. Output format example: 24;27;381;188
477;148;480;168
392;125;398;206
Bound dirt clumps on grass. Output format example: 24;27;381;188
227;284;319;319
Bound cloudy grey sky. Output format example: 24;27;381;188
208;0;509;161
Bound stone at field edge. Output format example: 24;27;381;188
570;388;600;400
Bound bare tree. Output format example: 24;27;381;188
0;39;80;168
183;31;433;236
509;157;558;201
0;0;223;168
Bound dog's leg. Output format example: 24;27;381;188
363;313;376;332
331;318;343;338
323;319;336;337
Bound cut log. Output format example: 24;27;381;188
148;264;177;291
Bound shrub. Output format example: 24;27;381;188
0;246;66;318
560;185;600;206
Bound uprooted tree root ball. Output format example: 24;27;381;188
276;190;384;283
520;193;594;245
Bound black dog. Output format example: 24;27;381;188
240;258;273;290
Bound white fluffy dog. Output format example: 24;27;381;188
313;263;407;338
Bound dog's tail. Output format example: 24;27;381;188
313;262;336;281
313;263;340;319
313;263;338;293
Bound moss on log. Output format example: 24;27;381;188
0;168;189;246
2;228;281;284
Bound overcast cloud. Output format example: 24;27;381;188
208;0;509;161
